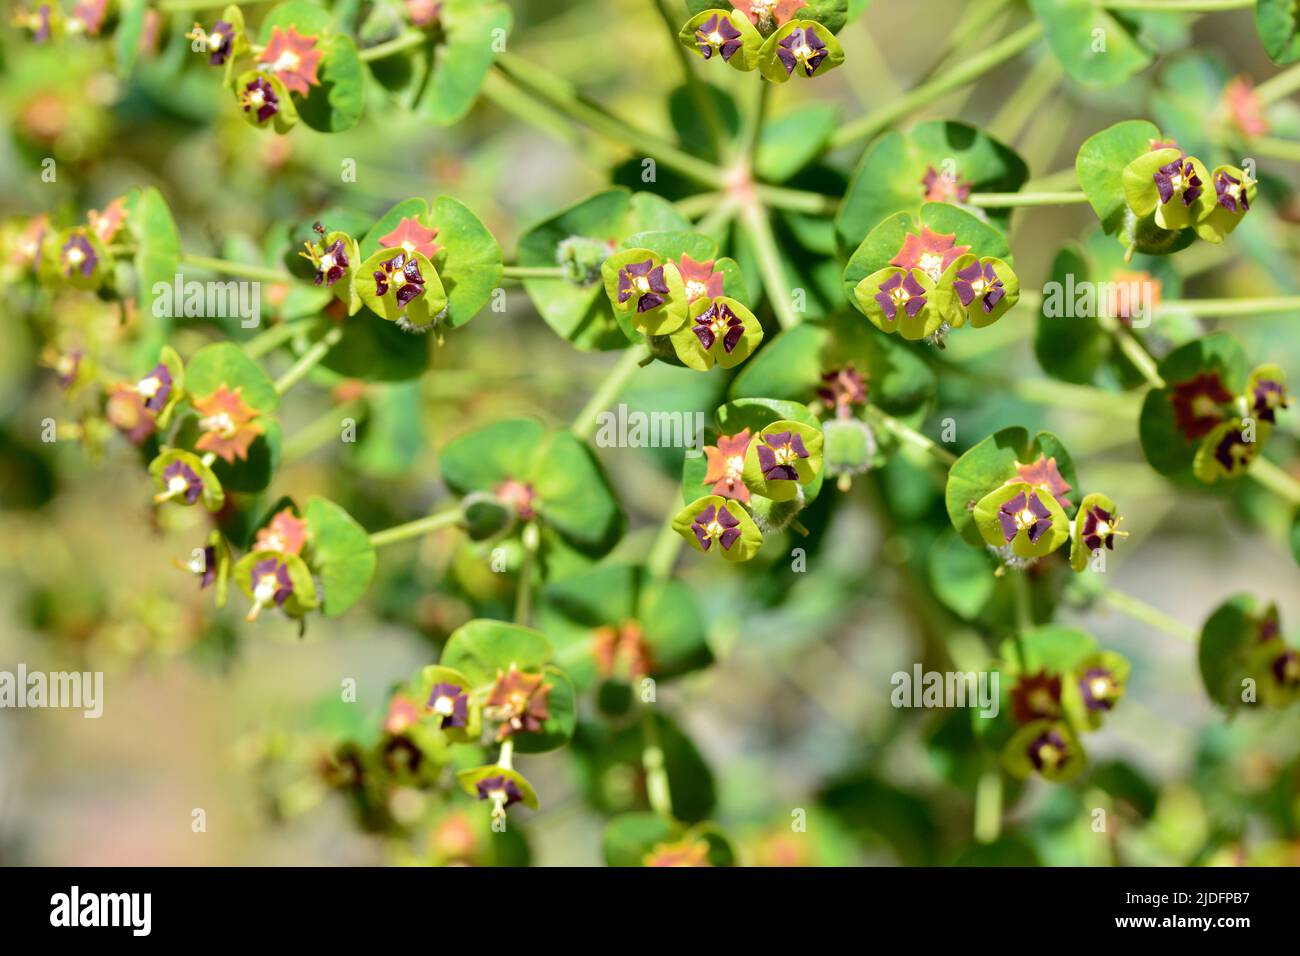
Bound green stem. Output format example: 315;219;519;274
501;265;566;280
1248;457;1300;506
281;397;366;464
1247;137;1300;163
1107;322;1165;389
368;506;463;548
968;190;1088;207
829;21;1044;150
863;404;958;467
1102;0;1253;10
357;31;428;63
157;0;268;9
647;493;686;582
571;346;648;440
973;768;1003;844
1099;586;1197;643
987;53;1063;143
178;252;293;284
273;325;344;396
754;183;840;216
1011;570;1033;634
493;55;722;187
515;522;539;625
1159;295;1300;317
1256;62;1300;106
675;192;725;220
739;73;770;164
242;319;307;360
653;0;724;159
641;705;674;819
740;201;800;330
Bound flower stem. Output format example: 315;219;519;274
178;251;293;285
571;346;648;440
829;21;1044;150
863;404;958;467
648;492;686;583
281;397;366;464
967;191;1089;207
1106;321;1166;389
653;0;725;159
1248;457;1300;506
1102;0;1253;10
501;265;566;280
641;705;674;819
515;522;539;626
1159;295;1300;316
357;31;428;63
497;739;514;771
1247;137;1300;163
973;768;1003;844
1097;586;1197;643
368;506;463;548
493;55;722;187
1256;62;1300;106
242;319;309;360
273;325;344;396
753;183;841;216
739;201;800;330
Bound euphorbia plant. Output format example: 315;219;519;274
8;0;1300;870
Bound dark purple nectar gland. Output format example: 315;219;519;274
617;260;669;313
776;26;828;77
1153;157;1203;208
1251;377;1290;424
691;503;742;553
240;75;280;124
757;431;809;481
998;491;1051;546
475;775;524;819
692;300;744;354
155;460;203;506
1214;171;1250;214
1081;504;1126;553
953;261;1005;315
695;13;743;61
1026;726;1071;774
1011;672;1062;723
1271;649;1300;689
1079;667;1122;712
426;682;470;730
246;558;292;622
874;272;925;323
135;362;173;414
186;20;234;65
373;252;426;306
61;233;96;279
1212;424;1254;473
1170;371;1233;440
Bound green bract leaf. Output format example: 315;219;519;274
430;196;504;328
758;20;844;83
1030;0;1154;88
419;0;512;124
295;33;364;132
441;618;553;687
127;187;180;324
1199;594;1272;711
836;120;1029;252
673;495;763;561
1076;119;1163;235
1256;0;1300;65
679;10;762;71
302;496;376;617
669;296;763;371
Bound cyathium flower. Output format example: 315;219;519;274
187;20;235;65
240;74;281;124
258;26;322;95
874;271;926;323
1153;156;1203;208
484;665;552;740
703;431;753;503
194;384;263;464
953;260;1005;315
378;217;441;261
154;460;203;505
921;165;972;204
890;227;970;283
694;13;743;61
618;259;670;313
1170;371;1233;441
255;508;308;555
757;430;809;482
775;25;827;77
676;253;725;305
245;557;293;622
426;682;470;730
372;252;426;306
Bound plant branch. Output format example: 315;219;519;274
973;768;1003;844
515;522;540;625
863;403;958;467
1102;0;1254;10
967;191;1088;207
740;201;800;330
1248;457;1300;506
501;265;566;280
571;346;648;441
829;21;1044;151
368;506;463;548
1159;295;1300;317
357;31;429;63
273;325;344;396
178;252;294;284
1256;62;1300;106
1097;585;1197;643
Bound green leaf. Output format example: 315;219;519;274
836;120;1028;252
1075;119;1162;235
1256;0;1300;64
530;431;625;556
1030;0;1154;88
1012;625;1100;673
602;812;679;867
1198;594;1267;710
797;0;850;34
296;33;365;132
440;418;546;495
441;618;553;688
430;196;504;328
420;0;512;124
185;342;279;413
756;103;840;181
303;496;376;617
127;187;180;325
259;0;334;40
318;313;431;381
